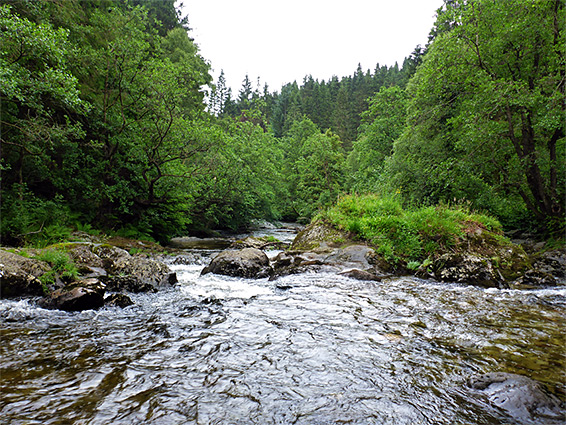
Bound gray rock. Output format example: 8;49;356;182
338;269;384;281
41;286;104;311
100;275;157;293
269;251;325;280
201;248;272;278
93;245;176;288
532;249;566;279
0;249;49;297
432;253;502;287
104;293;134;308
469;372;564;424
324;245;379;270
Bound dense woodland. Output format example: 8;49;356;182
1;0;564;246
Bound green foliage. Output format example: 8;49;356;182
384;0;565;232
320;194;503;265
1;0;561;246
347;86;408;192
35;249;79;285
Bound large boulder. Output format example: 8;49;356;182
0;249;48;297
531;248;566;282
430;253;502;288
40;278;105;311
201;248;272;278
469;372;564;424
92;245;177;288
323;244;380;270
291;221;349;252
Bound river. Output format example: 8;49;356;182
1;226;564;424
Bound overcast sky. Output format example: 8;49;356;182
179;0;443;93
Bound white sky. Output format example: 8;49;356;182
179;0;443;93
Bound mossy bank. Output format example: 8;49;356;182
293;195;563;288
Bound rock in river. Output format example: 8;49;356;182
201;248;272;278
0;249;49;297
469;372;564;424
40;278;106;312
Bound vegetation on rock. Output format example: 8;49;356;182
316;194;527;275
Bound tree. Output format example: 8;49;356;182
295;130;345;218
390;0;565;229
209;69;231;116
348;86;408;192
0;4;88;241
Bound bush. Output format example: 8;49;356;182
319;194;504;266
34;249;79;285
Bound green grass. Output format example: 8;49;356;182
318;194;504;266
34;249;79;286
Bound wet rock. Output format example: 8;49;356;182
532;248;566;280
201;248;272;278
100;275;157;293
67;277;106;296
269;251;325;280
104;293;133;308
169;253;203;266
291;221;349;252
469;372;565;424
511;269;557;289
40;285;104;311
230;237;266;250
67;244;104;269
0;249;49;297
94;245;176;288
324;245;380;270
431;253;502;288
338;269;384;282
230;236;290;251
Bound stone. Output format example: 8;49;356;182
269;251;324;280
324;245;380;270
104;293;134;308
0;249;49;297
93;245;176;288
338;269;383;281
432;253;502;287
201;248;272;278
469;372;564;423
41;286;104;311
100;275;157;293
291;221;349;252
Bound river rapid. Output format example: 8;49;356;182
1;227;565;424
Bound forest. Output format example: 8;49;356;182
1;0;564;247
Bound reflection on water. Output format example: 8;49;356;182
1;253;565;424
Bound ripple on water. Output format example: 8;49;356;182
1;269;564;424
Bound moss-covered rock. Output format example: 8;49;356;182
0;249;49;297
290;217;539;287
291;221;350;252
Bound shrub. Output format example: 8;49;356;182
319;194;504;266
34;249;79;284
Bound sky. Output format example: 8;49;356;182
179;0;443;94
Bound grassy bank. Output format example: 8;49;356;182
317;194;506;269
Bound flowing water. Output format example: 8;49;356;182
1;228;565;425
